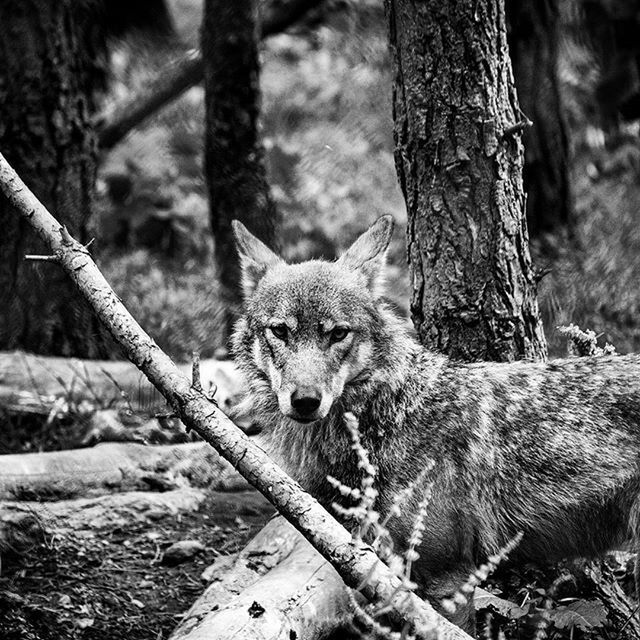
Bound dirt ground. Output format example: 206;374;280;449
0;490;274;640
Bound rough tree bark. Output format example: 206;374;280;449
0;0;113;357
0;151;473;640
386;0;548;363
507;0;571;235
202;0;279;338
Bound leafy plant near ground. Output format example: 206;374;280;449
556;323;616;357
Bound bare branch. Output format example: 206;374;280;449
0;150;472;640
502;118;533;139
24;254;59;262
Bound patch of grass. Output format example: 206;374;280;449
536;142;640;357
100;251;226;361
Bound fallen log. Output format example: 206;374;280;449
0;351;242;417
172;516;353;640
0;150;472;639
0;487;207;554
176;531;518;640
0;441;247;500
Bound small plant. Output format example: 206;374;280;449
329;413;528;639
327;412;432;639
328;413;523;639
557;323;616;357
441;534;523;616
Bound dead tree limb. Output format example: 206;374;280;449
96;50;202;150
0;351;241;416
172;516;353;640
0;442;247;500
0;151;472;640
96;0;325;150
0;487;208;555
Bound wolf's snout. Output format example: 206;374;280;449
291;387;322;418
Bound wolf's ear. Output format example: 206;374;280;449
232;220;283;298
338;215;394;296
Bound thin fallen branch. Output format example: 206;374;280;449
96;0;325;150
0;151;472;640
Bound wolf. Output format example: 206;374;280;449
231;215;640;631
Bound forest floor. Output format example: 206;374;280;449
0;491;274;640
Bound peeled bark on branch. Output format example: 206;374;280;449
172;517;353;640
0;488;215;558
0;150;472;640
96;0;325;150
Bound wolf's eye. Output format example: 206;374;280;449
270;324;288;341
330;326;350;343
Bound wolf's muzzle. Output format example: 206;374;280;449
290;386;322;421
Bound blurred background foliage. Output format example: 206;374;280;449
94;0;640;361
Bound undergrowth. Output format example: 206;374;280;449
100;250;226;360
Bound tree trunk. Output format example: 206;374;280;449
0;0;113;357
386;0;547;363
202;0;278;339
507;0;571;235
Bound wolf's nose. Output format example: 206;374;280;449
291;387;322;416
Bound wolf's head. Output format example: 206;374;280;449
231;216;395;425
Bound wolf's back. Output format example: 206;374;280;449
379;352;640;561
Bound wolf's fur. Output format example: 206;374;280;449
231;216;640;631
